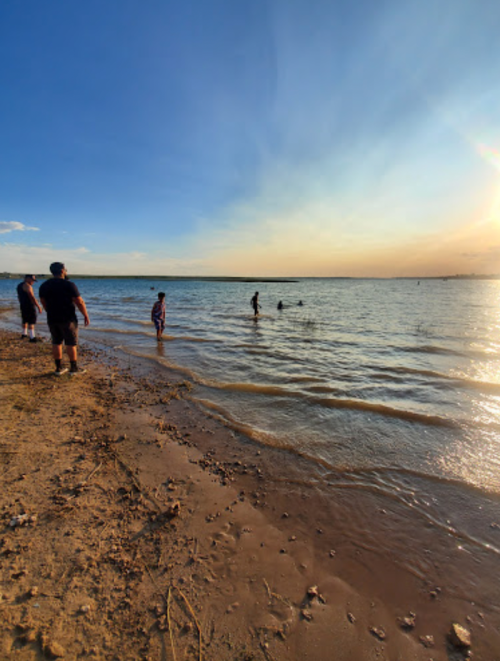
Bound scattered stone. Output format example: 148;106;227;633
9;513;30;527
288;535;296;542
157;501;180;523
347;612;356;624
429;587;441;599
307;586;320;600
21;630;37;644
369;627;386;641
449;623;471;649
419;635;435;648
45;641;66;658
329;549;336;557
28;586;39;598
398;613;416;630
282;512;289;518
301;608;313;621
79;604;91;614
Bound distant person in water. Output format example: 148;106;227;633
152;292;166;341
17;274;42;342
277;300;284;310
250;291;260;316
298;300;304;306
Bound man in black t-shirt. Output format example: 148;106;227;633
17;274;42;341
39;262;90;376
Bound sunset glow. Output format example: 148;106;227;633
1;0;500;277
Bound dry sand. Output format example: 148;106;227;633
0;329;495;660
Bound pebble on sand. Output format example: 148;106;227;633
449;623;471;649
369;626;386;641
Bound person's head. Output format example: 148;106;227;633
158;292;166;301
24;274;36;284
255;291;259;296
49;262;67;277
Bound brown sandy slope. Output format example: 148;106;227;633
0;330;491;660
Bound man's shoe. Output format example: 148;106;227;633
69;368;87;377
29;337;38;343
54;367;68;376
20;335;28;340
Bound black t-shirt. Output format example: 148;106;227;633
17;282;34;310
39;278;81;324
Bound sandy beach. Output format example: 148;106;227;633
0;328;497;660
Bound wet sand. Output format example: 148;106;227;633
0;329;497;660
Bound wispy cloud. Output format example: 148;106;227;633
0;221;40;234
0;242;212;276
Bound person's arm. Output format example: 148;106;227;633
73;296;90;326
24;284;42;313
40;297;47;311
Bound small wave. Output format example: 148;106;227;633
286;375;324;384
305;385;343;394
398;344;465;356
89;327;214;344
205;380;458;428
451;377;500;394
90;327;155;338
367;364;500;394
370;364;452;380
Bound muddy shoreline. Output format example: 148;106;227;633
0;329;497;659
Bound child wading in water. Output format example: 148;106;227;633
151;292;166;341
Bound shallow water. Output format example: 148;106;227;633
2;276;500;561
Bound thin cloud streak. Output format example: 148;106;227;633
0;221;40;234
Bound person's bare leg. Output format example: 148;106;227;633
66;345;85;374
52;344;67;374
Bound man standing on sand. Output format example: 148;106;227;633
17;274;43;342
39;262;90;376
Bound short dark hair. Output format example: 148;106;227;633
50;262;65;276
158;292;166;299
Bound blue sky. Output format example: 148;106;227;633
1;0;500;276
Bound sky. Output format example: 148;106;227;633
1;0;500;277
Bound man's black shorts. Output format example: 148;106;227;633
20;306;37;325
48;321;78;346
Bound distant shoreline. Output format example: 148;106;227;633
0;274;299;283
1;273;499;281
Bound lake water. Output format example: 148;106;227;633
2;276;500;560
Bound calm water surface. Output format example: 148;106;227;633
2;277;500;557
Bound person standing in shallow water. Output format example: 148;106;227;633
17;274;42;342
151;292;166;341
39;262;90;376
250;291;260;317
